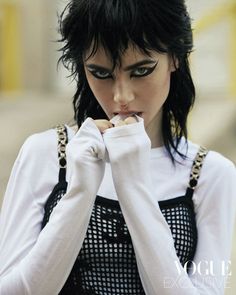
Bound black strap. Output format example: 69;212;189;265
186;146;208;198
54;125;208;199
55;124;68;182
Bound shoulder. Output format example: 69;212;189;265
178;139;236;193
181;139;235;173
2;127;68;210
18;124;75;171
200;150;236;198
21;128;58;163
18;124;75;170
184;140;236;210
203;149;235;174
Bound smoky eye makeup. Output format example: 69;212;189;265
130;62;158;78
88;69;112;79
86;60;158;80
86;65;112;79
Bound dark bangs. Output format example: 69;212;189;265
59;1;171;69
58;0;195;163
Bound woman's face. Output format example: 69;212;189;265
84;44;176;143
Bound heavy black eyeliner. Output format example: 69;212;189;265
131;62;158;78
87;61;158;79
89;69;113;80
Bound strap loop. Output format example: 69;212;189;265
55;124;68;182
188;146;208;190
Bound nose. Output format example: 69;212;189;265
113;78;135;106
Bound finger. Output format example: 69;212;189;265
93;119;113;133
115;120;126;127
124;116;138;125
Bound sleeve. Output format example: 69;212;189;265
0;118;106;295
189;153;236;293
103;120;236;295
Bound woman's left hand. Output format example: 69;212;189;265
93;115;138;133
101;115;151;183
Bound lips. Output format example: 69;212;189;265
110;112;143;125
113;112;143;117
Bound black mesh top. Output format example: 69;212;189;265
41;125;208;295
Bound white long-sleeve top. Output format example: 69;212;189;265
0;118;236;295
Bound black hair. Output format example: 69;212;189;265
58;0;195;162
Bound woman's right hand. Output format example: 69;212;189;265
65;117;106;196
65;115;139;195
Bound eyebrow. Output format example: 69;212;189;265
85;59;157;72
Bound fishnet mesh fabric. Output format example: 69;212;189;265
42;189;197;294
160;202;196;266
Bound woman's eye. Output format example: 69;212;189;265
131;64;157;78
133;68;149;76
90;70;112;79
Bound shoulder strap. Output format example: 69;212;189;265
186;146;208;198
55;124;68;182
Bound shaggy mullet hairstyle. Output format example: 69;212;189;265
58;0;195;162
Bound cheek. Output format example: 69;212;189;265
86;78;115;118
140;72;171;105
86;75;111;105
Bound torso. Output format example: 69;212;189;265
41;124;207;294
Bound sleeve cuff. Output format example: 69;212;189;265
104;116;145;138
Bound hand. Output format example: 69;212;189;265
66;118;106;196
102;115;151;174
93;115;138;133
102;115;153;211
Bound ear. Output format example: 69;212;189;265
169;55;179;72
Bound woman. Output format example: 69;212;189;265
0;0;235;294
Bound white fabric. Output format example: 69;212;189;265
0;118;235;295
